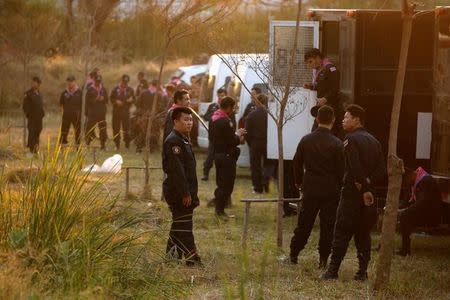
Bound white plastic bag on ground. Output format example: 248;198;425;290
100;154;123;174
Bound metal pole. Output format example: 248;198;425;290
242;202;251;248
125;167;130;196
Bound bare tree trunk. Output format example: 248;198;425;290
374;0;414;291
275;0;302;248
143;38;170;191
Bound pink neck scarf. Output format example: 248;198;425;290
212;109;229;122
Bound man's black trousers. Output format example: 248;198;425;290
214;153;236;213
60;111;81;145
166;207;197;260
203;143;214;177
290;194;339;259
85;113;107;147
27;117;43;153
329;187;377;270
249;142;271;193
112;108;130;148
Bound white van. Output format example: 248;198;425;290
171;64;207;85
197;54;269;167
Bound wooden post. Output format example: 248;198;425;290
242;202;251;248
125;167;130;196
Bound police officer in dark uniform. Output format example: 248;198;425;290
202;88;232;181
85;75;108;150
322;104;386;281
397;167;442;256
59;75;82;145
304;48;342;137
289;105;344;267
23;76;45;154
163;89;190;141
110;74;135;150
135;71;146;98
163;107;201;266
209;96;246;218
245;93;271;193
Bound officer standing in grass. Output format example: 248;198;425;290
322;104;386;282
289;105;344;268
245;93;271;194
85;75;108;150
59;75;82;146
110;74;135;150
23;76;45;155
209;96;246;218
202;88;230;181
163;106;202;266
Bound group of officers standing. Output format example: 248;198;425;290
22;69;172;155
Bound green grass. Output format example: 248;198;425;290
0;115;450;299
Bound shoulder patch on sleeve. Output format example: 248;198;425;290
172;145;181;154
329;66;337;72
343;139;349;147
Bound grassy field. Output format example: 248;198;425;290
0;113;449;299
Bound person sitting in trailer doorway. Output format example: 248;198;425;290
303;48;342;138
396;167;442;256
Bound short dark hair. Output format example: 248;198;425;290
346;104;366;125
138;71;144;77
173;89;189;104
171;106;192;121
304;48;324;62
317;105;335;125
122;74;130;82
257;94;268;106
220;96;235;109
251;86;262;94
217;88;227;95
32;76;41;84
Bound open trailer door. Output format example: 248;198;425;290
267;21;319;160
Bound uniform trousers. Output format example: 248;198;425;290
60;111;81;145
329;187;377;270
290;193;339;259
86;113;107;147
112;108;130;148
214;153;236;213
166;207;197;260
27;117;43;153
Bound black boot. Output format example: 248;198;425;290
354;252;369;281
321;259;340;280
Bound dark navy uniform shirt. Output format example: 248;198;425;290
343;127;386;193
293;127;345;197
86;85;108;116
110;85;135;110
162;129;199;209
23;88;44;120
209;115;240;156
59;88;82;113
